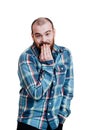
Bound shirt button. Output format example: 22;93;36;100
49;102;51;105
53;80;56;84
53;80;55;83
61;67;64;70
48;113;50;115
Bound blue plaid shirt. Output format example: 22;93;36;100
17;43;74;130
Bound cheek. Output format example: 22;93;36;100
50;37;54;43
34;40;41;48
34;38;41;44
49;34;54;41
35;42;39;47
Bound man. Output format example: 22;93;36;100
17;17;74;130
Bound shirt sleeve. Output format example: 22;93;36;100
58;49;74;124
18;53;54;100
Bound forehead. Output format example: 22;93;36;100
32;21;53;34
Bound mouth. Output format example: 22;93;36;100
39;42;50;47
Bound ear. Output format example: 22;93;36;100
31;33;34;41
53;28;56;37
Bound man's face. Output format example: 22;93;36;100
32;21;55;50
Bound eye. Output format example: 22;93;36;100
46;33;50;36
35;34;41;38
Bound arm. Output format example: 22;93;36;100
58;49;74;124
18;51;54;100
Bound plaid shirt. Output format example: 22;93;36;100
17;43;74;130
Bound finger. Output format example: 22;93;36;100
46;44;51;55
46;44;53;60
44;44;50;60
43;44;47;59
39;45;44;61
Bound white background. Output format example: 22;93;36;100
0;0;87;129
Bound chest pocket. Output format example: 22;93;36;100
55;64;67;85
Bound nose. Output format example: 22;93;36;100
41;35;46;43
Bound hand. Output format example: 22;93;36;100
39;44;53;62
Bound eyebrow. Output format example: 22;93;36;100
45;30;52;33
34;30;52;35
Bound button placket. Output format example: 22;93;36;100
53;77;56;86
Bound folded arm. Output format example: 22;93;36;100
18;53;54;100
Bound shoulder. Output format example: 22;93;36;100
59;46;73;68
54;44;72;56
54;44;73;66
60;46;72;58
18;46;34;64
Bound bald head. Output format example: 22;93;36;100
31;17;54;34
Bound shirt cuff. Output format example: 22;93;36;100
58;115;66;124
41;60;54;65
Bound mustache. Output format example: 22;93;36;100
39;42;50;47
